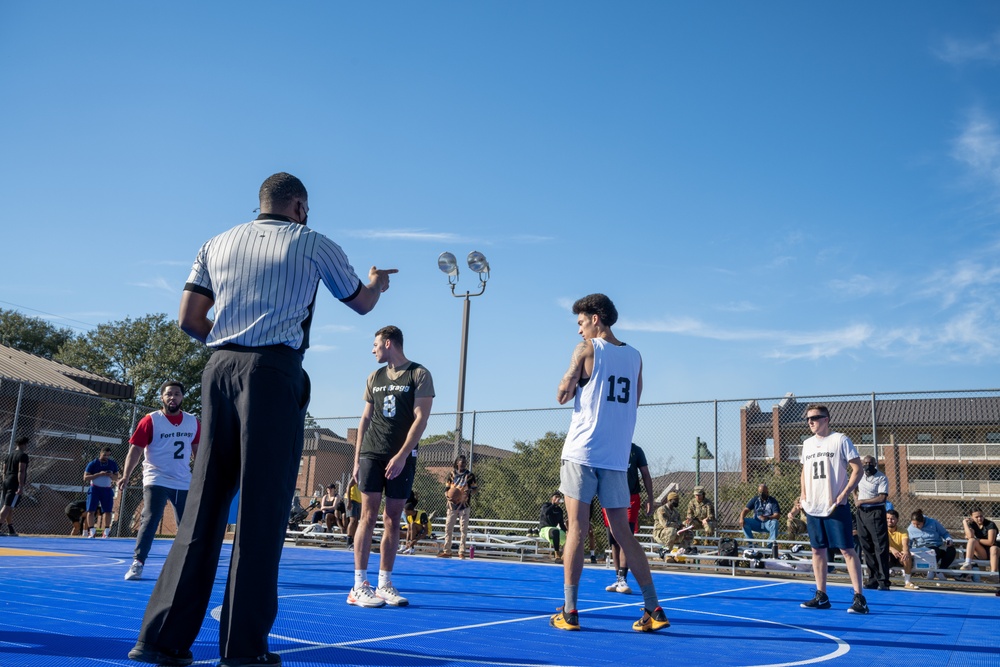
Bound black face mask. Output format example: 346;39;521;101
864;464;877;476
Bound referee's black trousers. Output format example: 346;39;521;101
856;506;891;586
137;345;310;660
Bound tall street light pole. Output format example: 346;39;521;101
438;251;490;461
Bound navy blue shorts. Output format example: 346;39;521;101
358;456;416;500
86;486;114;513
805;503;854;550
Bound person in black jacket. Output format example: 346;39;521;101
539;492;568;562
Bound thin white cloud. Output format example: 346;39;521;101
347;229;462;242
511;234;555;243
935;31;1000;66
951;108;1000;188
308;344;338;353
620;317;872;355
145;260;192;267
828;274;896;299
313;324;355;334
919;259;1000;307
556;297;575;312
715;301;758;313
763;255;794;270
130;277;175;294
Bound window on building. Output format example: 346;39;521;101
986;433;1000;443
861;433;875;444
916;433;932;443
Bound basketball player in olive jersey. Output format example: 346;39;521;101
550;293;669;633
348;325;434;609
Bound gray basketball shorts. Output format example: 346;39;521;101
559;460;630;509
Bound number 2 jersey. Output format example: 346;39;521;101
129;410;201;490
800;431;860;517
561;338;641;471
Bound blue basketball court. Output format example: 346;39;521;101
0;537;997;666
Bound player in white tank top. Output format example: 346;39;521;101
561;338;641;471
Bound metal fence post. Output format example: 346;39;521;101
7;381;24;455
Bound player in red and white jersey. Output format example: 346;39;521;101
118;380;200;582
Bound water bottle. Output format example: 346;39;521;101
470;546;475;559
771;543;779;559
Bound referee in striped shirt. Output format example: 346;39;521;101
130;172;396;667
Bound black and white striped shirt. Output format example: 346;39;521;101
184;214;362;351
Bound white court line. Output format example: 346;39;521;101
199;579;846;667
667;606;850;667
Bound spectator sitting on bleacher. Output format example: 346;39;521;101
787;499;807;539
686;486;716;537
886;509;919;590
959;507;999;583
400;502;429;555
740;483;780;548
539;492;567;563
907;509;956;573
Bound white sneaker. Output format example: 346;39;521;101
347;581;385;608
605;579;622;592
615;580;633;594
375;583;409;607
404;547;414;555
124;560;143;581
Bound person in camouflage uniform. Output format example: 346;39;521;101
653;491;692;560
686;486;716;536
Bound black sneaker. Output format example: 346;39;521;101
877;582;890;591
863;579;878;590
800;590;831;609
7;525;16;537
847;593;869;615
128;642;194;666
218;652;281;667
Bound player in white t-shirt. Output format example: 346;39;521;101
549;293;668;634
118;380;200;581
799;404;867;614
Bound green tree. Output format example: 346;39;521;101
304;412;319;429
56;313;211;414
473;431;566;521
0;308;75;359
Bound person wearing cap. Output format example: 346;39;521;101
653;490;691;561
686;486;716;537
119;380;201;581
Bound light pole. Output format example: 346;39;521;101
438;251;490;461
693;437;714;487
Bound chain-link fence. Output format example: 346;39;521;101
5;376;998;551
311;390;1000;550
0;378;158;538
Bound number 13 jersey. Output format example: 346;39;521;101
561;339;641;471
800;432;859;517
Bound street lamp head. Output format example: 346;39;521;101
467;251;489;275
438;252;459;284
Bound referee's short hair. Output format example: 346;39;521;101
259;172;308;208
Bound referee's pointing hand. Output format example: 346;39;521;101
370;266;398;293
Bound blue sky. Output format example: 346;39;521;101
3;2;1000;422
